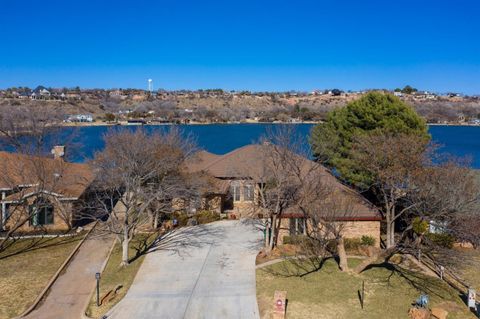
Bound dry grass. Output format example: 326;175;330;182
85;233;157;319
256;258;476;319
0;235;83;319
456;248;480;292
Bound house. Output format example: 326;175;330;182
0;147;95;233
186;145;382;246
30;86;51;100
66;114;94;123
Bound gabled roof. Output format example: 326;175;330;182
187;144;381;220
0;151;94;201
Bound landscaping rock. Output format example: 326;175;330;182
408;307;431;319
431;307;448;319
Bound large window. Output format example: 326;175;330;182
243;184;254;201
289;218;305;235
230;185;241;202
30;198;54;226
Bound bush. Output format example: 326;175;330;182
283;235;307;245
105;113;116;121
344;238;362;250
360;235;376;246
426;232;455;249
283;235;315;247
413;217;429;235
196;210;220;224
171;212;189;226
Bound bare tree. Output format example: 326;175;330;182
349;134;480;274
90;127;199;266
352;133;428;248
253;126;312;253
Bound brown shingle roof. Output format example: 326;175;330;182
184;150;220;173
0;151;94;201
188;145;381;220
188;145;267;178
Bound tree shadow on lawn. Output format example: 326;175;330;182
365;262;464;301
128;223;227;264
0;235;81;260
262;256;336;278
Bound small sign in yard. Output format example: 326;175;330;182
468;288;476;311
273;290;287;319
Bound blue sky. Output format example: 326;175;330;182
1;0;479;93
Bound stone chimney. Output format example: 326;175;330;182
51;145;65;160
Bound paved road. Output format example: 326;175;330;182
23;229;114;319
106;220;263;319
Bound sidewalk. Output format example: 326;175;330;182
23;229;114;319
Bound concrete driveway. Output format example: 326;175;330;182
106;220;263;319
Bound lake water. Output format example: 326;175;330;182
54;124;480;168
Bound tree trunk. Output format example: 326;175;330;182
264;220;270;248
385;208;395;249
153;212;159;230
353;247;397;274
268;215;277;252
336;237;349;272
121;227;130;266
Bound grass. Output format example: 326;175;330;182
256;258;476;319
456;248;480;292
0;235;83;319
85;233;158;319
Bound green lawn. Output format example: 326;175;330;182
85;233;157;319
256;258;475;319
0;235;83;319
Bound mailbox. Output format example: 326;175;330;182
273;290;287;319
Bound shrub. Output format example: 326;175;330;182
282;235;307;245
413;217;429;235
196;210;220;224
344;238;362;250
105;113;116;121
360;235;376;246
171;212;189;226
426;232;455;249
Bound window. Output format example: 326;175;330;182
243;184;254;201
230;185;241;202
30;198;54;226
289;218;305;235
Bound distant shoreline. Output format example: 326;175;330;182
60;121;480;128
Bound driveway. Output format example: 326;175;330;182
23;229;114;319
106;220;263;319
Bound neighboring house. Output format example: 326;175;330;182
0;147;95;233
30;86;51;100
66;114;94;122
186;145;382;246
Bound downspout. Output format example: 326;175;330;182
1;191;6;231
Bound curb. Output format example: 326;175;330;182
81;236;118;319
15;221;99;319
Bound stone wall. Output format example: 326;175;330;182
274;218;381;247
341;221;381;247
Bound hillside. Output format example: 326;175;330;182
1;90;480;125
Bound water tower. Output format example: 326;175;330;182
147;79;153;93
